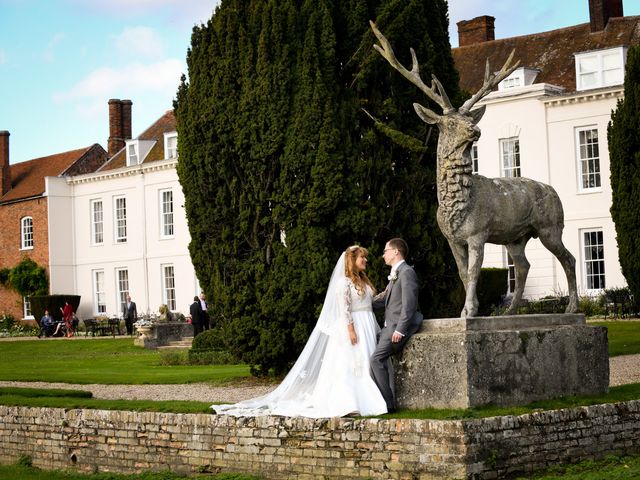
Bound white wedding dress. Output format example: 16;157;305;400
213;253;388;418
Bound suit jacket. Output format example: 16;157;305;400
373;262;423;336
122;301;137;320
190;301;203;326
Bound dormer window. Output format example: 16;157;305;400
575;46;627;91
125;139;155;166
127;141;139;166
164;132;178;159
498;67;539;91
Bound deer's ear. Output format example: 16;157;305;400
414;103;440;125
470;105;486;124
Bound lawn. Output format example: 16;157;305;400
591;319;640;356
0;338;250;384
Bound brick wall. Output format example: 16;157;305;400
0;197;49;319
1;401;639;479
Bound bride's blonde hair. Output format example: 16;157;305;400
344;245;375;296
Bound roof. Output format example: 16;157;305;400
1;144;106;203
99;110;176;171
452;16;640;94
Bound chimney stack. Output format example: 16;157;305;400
0;131;11;197
107;99;133;157
589;0;624;32
457;16;495;47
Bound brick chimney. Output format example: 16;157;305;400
457;16;495;47
107;99;133;157
589;0;624;32
0;131;11;197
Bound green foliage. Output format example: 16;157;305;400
158;350;189;366
609;44;640;303
476;268;508;316
192;328;226;352
16;454;32;468
29;295;80;324
3;257;48;298
0;313;37;338
189;329;237;365
0;267;9;285
175;0;461;374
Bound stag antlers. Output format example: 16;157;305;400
370;21;520;116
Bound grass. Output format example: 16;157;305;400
591;319;640;356
0;338;251;384
515;454;640;479
2;383;640;419
0;320;638;418
2;454;640;480
0;458;262;479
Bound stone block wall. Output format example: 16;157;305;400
1;401;640;479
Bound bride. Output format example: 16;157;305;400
213;245;388;417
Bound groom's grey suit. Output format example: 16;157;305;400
371;261;423;411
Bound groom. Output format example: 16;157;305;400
371;238;423;412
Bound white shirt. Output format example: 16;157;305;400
389;259;405;279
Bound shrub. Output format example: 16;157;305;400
158;350;189;366
477;268;508;316
192;328;226;351
0;314;38;338
188;350;236;365
189;328;238;365
579;295;605;317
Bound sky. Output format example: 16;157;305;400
1;0;639;164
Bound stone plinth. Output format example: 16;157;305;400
394;314;609;409
134;322;194;349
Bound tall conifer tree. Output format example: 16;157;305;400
609;45;640;301
175;0;461;374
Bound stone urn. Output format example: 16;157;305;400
134;325;153;347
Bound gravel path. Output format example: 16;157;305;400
0;355;638;402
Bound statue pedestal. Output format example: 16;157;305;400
394;314;609;409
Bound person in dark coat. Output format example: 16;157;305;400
122;295;137;335
190;296;204;337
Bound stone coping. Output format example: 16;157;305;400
420;313;585;333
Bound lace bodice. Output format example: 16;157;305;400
341;279;373;324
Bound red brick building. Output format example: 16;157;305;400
0;131;107;320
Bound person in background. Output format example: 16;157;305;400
60;301;75;338
190;296;204;337
38;309;54;338
122;295;138;335
199;292;210;330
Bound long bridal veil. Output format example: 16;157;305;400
214;252;350;416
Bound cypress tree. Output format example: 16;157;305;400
609;45;640;301
175;0;462;375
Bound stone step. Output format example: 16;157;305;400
157;338;194;350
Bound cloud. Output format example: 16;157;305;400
43;33;65;63
53;59;184;104
64;0;219;27
112;26;165;59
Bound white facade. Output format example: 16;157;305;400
476;83;626;298
46;159;198;320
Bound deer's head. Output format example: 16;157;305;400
370;21;519;156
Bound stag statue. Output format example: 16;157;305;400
370;21;578;318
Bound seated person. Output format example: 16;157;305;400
38;310;54;338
